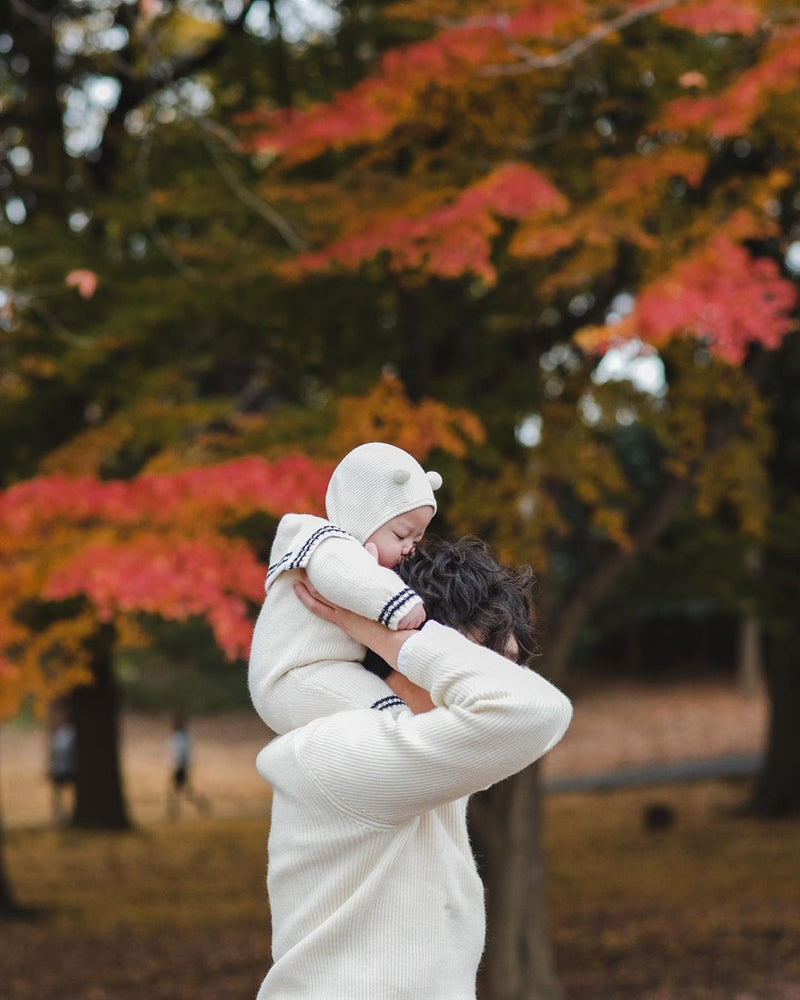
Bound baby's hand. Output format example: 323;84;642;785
397;603;426;630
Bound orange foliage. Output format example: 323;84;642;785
244;1;797;370
600;148;708;206
657;0;765;35
0;455;330;535
661;24;800;138
285;163;567;283
1;376;484;719
576;236;797;363
243;3;586;165
0;454;330;718
328;372;485;459
510;147;708;265
44;536;263;661
245;0;772;168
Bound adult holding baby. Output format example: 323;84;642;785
251;532;572;1000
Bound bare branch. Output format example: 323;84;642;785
196;118;307;252
479;0;686;77
9;0;52;29
136;133;202;281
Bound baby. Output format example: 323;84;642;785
248;442;442;735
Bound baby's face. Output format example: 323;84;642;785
367;506;434;568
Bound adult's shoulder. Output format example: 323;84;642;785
255;706;400;785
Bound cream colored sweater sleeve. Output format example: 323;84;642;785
288;621;573;826
305;537;423;629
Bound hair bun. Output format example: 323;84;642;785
392;468;411;484
426;471;443;491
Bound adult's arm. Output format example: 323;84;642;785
270;593;572;826
304;537;423;630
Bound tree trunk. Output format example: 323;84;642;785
750;629;800;816
267;0;294;107
69;624;131;830
10;1;71;217
736;547;764;696
736;614;764;696
470;762;562;1000
0;728;21;917
0;827;20;918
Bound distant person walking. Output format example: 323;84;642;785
167;712;210;819
48;705;75;825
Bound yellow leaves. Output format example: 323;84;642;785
0;613;96;720
115;616;150;651
151;9;222;61
509;220;576;259
448;460;556;570
573;321;627;355
41;399;230;476
694;437;770;539
17;355;59;378
327;372;485;460
591;506;634;552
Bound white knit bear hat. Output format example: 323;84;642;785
325;442;443;544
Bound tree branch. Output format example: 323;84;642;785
136;133;202;281
196;118;307;252
9;0;52;30
479;0;687;77
543;398;744;678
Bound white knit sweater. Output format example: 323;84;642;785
249;514;424;735
255;621;572;1000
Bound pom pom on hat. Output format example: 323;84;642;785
326;442;443;543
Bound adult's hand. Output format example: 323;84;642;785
293;572;413;670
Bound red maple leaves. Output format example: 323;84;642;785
662;25;800;138
0;455;330;535
0;454;331;712
286;163;568;283
578;237;797;363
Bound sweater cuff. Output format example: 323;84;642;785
396;623;429;673
379;588;423;629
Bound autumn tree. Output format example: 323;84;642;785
236;2;800;996
0;454;333;829
0;374;481;923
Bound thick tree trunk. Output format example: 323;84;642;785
69;624;131;830
736;614;764;696
10;1;70;216
750;630;800;816
470;762;562;1000
0;829;20;918
0;733;25;918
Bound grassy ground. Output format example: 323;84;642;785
546;782;800;1000
3;781;799;1000
2;677;796;999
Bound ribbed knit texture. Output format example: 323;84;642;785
325;442;442;544
249;514;424;736
255;621;573;999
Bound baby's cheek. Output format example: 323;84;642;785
376;545;399;568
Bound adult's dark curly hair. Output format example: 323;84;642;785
363;536;539;679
